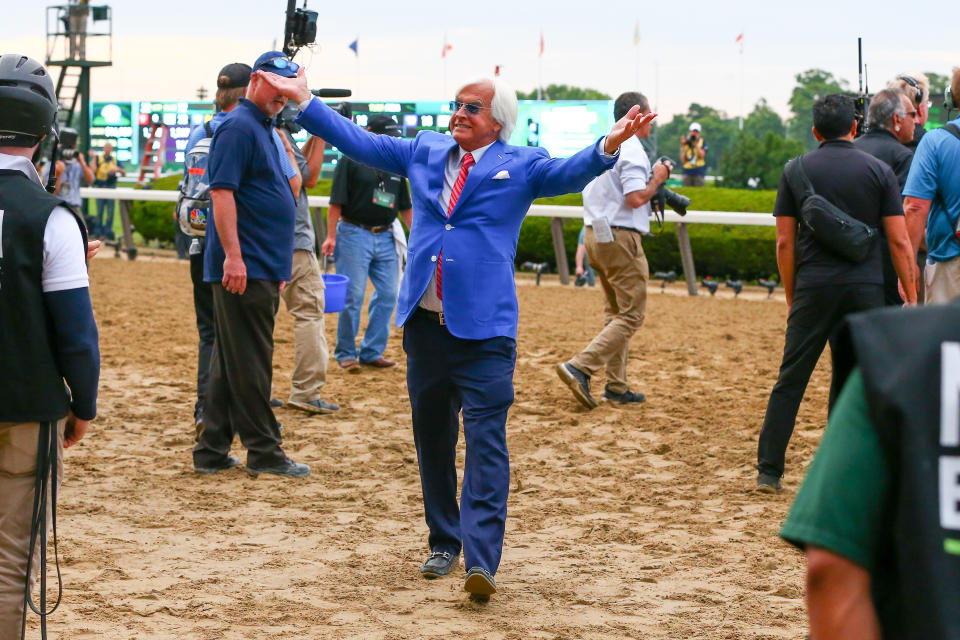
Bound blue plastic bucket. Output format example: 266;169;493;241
322;274;349;313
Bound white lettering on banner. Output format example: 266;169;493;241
942;342;960;446
941;456;960;530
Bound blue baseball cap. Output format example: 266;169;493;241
252;51;299;78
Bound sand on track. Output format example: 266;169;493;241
38;257;834;639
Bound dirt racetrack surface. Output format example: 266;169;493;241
42;257;834;639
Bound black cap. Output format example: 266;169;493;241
217;63;252;89
367;114;401;137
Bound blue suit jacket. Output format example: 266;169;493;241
297;99;617;340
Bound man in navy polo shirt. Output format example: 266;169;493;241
192;51;309;478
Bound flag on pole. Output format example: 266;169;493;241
348;38;358;57
633;21;640;46
539;30;544;57
736;32;744;54
442;34;453;58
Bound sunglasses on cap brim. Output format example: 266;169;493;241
263;57;300;73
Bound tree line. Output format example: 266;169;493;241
522;70;955;189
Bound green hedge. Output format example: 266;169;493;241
519;186;779;281
130;176;779;280
128;175;181;245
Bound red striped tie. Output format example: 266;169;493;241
437;152;474;300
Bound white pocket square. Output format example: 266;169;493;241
492;170;510;180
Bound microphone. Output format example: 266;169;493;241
311;88;352;98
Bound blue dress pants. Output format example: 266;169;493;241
403;309;516;575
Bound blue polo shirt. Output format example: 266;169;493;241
204;98;297;283
903;117;960;263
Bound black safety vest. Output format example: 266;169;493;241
833;301;960;639
0;169;87;422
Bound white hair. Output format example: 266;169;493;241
457;77;518;143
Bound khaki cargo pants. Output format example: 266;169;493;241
280;250;329;404
570;227;649;395
0;420;64;640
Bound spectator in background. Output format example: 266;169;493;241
191;51;308;478
574;225;595;287
275;103;339;414
888;72;930;152
756;94;916;493
324;114;412;372
680;122;707;186
903;67;960;305
854;89;917;306
89;141;125;240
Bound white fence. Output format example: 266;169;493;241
79;188;775;293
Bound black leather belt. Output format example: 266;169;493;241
610;225;641;233
415;307;445;325
342;216;391;234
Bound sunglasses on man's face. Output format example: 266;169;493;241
450;100;492;115
265;57;300;73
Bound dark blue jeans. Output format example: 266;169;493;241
93;180;116;239
404;309;516;575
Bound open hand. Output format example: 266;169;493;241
256;68;312;104
604;105;657;154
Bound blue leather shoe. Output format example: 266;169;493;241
419;550;457;579
464;566;496;601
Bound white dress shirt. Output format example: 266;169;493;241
582;135;652;233
418;141;496;312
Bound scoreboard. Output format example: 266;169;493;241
89;99;614;175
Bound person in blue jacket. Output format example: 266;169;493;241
260;68;654;599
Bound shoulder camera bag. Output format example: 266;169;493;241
784;156;878;263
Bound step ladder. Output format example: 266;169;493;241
54;65;82;129
136;122;169;186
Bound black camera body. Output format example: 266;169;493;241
650;156;689;218
58;127;79;161
283;0;318;57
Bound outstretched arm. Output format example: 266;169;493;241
258;69;413;176
604;106;657;154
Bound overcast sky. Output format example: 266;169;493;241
4;0;956;124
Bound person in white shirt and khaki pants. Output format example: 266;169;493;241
558;91;672;410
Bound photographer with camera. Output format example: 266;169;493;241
558;91;670;408
756;94;916;493
89;141;125;240
49;127;93;226
680;122;707;186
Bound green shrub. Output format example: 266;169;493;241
127;175;180;245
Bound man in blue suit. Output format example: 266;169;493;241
261;69;655;600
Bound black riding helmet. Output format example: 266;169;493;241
0;54;57;148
